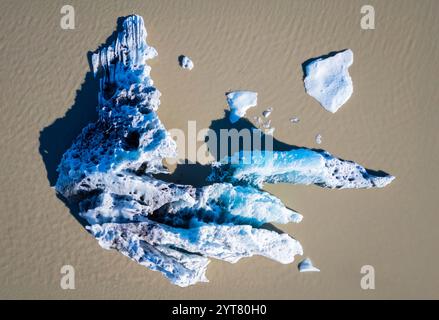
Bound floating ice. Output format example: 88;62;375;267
55;15;393;288
265;127;275;136
209;149;395;189
56;15;303;287
303;49;354;113
226;91;258;123
298;258;320;273
315;133;322;145
290;117;300;124
262;107;273;118
179;55;194;70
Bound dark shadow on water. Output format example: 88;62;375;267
56;193;87;227
301;49;348;80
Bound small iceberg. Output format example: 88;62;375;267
179;55;194;70
303;49;354;113
298;258;320;273
226;91;258;123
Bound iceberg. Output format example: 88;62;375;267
298;258;320;273
56;15;303;287
179;55;194;70
55;15;393;287
226;91;258;123
303;49;354;113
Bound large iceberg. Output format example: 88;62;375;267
303;49;354;113
55;15;393;287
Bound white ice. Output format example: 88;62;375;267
304;49;354;113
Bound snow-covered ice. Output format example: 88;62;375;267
179;55;194;70
315;133;322;145
226;91;258;123
298;258;320;273
303;49;354;113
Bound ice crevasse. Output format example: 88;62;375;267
55;15;394;287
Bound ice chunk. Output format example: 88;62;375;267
298;258;320;273
226;91;258;123
55;15;303;287
290;117;300;124
179;55;194;70
265;127;275;136
209;149;395;189
303;49;354;113
262;107;273;118
55;15;393;288
89;221;302;286
315;133;322;145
